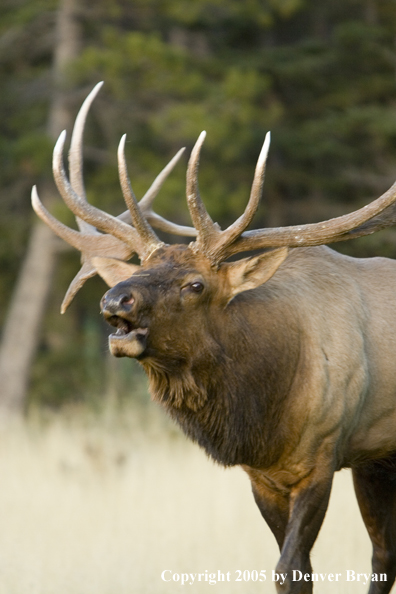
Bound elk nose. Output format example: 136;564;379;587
100;290;135;317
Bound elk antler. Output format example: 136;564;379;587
186;131;271;263
34;89;396;310
186;132;396;264
32;83;196;312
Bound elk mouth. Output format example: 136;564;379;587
107;316;149;358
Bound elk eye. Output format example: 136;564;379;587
190;281;204;293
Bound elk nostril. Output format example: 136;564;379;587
101;292;134;314
120;293;134;306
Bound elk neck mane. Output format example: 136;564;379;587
140;275;303;468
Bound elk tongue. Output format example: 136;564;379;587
109;327;148;358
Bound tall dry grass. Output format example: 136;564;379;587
0;401;384;593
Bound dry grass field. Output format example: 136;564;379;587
0;400;388;594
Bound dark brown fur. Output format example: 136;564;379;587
132;246;301;467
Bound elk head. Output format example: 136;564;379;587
33;85;396;366
94;130;290;364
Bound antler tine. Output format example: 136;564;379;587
144;211;197;237
139;147;185;211
205;132;271;263
32;184;134;313
32;185;90;251
186;131;221;249
68;81;104;234
117;134;164;258
52;130;151;257
139;148;198;237
117;146;197;237
225;132;271;239
60;265;97;314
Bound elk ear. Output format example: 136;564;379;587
91;257;141;287
222;247;289;300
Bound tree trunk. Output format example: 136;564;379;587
0;221;57;411
0;0;82;414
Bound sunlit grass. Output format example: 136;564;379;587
0;400;378;593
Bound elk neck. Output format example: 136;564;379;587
140;271;303;469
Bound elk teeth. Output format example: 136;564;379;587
115;319;132;335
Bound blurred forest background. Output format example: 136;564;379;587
1;0;396;412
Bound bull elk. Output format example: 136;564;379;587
33;84;396;594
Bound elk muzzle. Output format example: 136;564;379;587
101;288;148;358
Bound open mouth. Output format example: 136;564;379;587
107;316;148;358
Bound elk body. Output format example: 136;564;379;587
33;85;396;594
